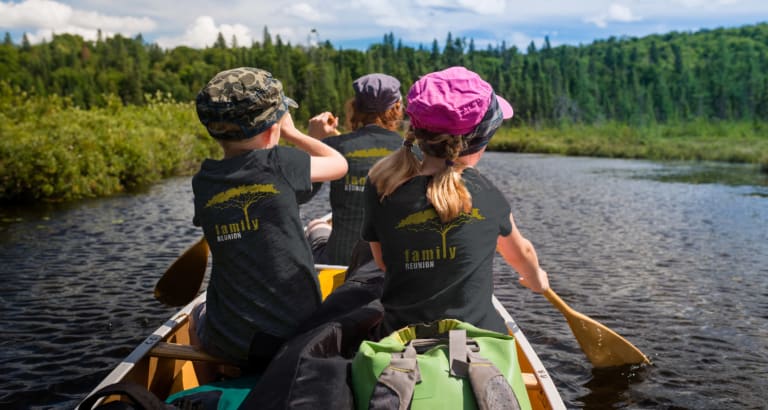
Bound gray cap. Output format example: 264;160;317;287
352;73;402;113
196;67;298;140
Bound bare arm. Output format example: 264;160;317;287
497;213;549;293
307;111;340;137
279;112;347;182
369;241;386;272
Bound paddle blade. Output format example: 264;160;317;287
544;288;651;368
154;237;209;307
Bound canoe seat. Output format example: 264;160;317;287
150;342;234;364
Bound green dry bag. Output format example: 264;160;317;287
351;319;531;410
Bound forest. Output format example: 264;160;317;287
1;23;767;203
3;24;768;125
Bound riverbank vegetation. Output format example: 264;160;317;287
490;121;768;165
0;83;219;203
1;22;767;203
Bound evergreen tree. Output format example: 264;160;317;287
214;32;227;49
21;33;31;50
1;22;767;128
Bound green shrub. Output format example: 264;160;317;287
0;83;220;203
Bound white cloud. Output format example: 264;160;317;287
415;0;506;14
587;3;641;28
285;3;335;23
2;0;767;49
155;16;253;49
0;0;155;43
506;31;546;51
0;0;72;28
673;0;739;6
351;0;427;30
70;10;154;32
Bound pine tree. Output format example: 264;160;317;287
214;32;227;49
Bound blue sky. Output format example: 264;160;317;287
1;0;767;51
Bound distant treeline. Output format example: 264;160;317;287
1;25;767;204
2;23;768;127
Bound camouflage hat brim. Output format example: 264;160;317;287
196;67;299;140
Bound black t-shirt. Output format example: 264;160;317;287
361;168;512;333
192;146;320;363
319;125;403;265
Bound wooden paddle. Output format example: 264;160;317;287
543;288;651;368
154;237;209;307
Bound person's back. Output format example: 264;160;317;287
192;147;323;361
363;168;512;333
189;67;347;381
308;74;404;265
362;66;550;334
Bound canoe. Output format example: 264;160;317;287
81;210;565;409
79;261;564;409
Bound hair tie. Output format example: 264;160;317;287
403;140;414;148
445;159;455;167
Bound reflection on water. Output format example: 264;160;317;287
624;160;768;189
0;154;766;409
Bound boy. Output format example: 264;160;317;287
189;67;347;380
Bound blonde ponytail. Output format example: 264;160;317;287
369;128;472;223
426;134;471;222
368;134;420;199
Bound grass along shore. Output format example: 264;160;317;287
1;89;766;204
490;121;768;167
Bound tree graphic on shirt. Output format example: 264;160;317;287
205;184;279;230
346;148;393;159
396;208;485;255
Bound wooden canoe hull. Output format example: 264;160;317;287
80;266;564;409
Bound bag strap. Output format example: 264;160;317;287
368;344;420;410
449;329;469;377
449;329;522;410
370;329;523;410
79;381;173;410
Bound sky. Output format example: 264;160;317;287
1;0;767;51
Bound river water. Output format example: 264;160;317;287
1;153;766;409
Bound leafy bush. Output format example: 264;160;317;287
0;83;220;203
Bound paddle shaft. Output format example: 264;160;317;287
542;288;571;314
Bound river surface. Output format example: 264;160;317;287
1;153;766;410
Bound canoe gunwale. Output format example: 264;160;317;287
493;295;565;409
78;293;206;409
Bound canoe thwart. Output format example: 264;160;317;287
522;373;539;388
150;342;233;365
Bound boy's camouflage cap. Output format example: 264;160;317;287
196;67;298;140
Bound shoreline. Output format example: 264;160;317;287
489;122;768;170
2;99;766;205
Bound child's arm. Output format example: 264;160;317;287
279;112;348;182
496;213;549;293
307;112;341;137
369;241;387;272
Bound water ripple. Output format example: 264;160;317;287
1;157;766;409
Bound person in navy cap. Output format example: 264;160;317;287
306;73;407;266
